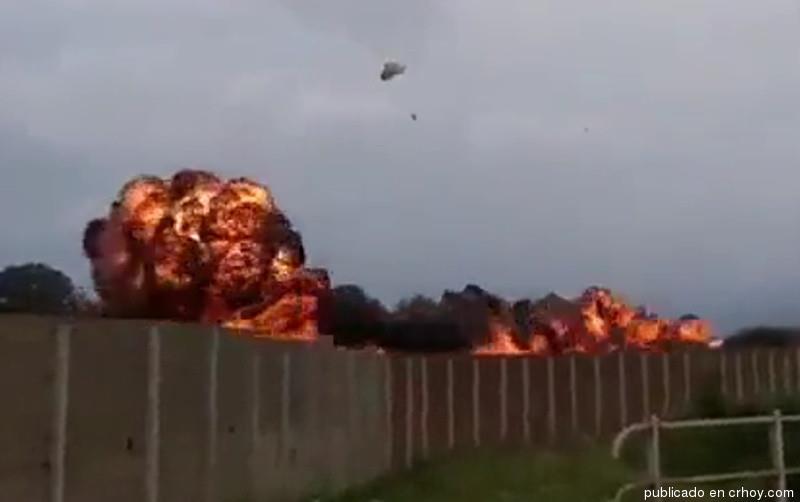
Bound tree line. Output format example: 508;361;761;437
0;263;97;316
2;261;799;349
0;261;493;350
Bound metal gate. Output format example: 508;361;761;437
610;410;800;501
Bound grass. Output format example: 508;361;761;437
309;395;800;502
309;447;633;502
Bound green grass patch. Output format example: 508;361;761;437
309;447;633;502
310;394;800;502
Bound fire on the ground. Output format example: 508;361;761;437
474;286;715;355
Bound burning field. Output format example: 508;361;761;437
82;169;715;353
82;169;330;340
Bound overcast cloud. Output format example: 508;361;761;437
2;0;800;333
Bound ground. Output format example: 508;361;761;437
311;447;632;502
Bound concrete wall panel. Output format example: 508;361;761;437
215;334;251;502
0;316;56;502
63;320;148;502
158;323;209;502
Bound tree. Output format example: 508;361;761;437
0;263;78;315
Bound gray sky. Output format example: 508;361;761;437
2;0;800;333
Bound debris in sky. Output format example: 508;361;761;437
411;113;417;121
380;61;406;81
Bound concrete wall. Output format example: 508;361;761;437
2;315;797;501
386;347;800;468
0;316;388;502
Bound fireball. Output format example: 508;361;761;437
83;169;329;340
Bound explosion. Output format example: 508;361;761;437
83;169;330;340
474;286;715;355
82;171;714;352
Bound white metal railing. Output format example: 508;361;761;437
610;410;800;502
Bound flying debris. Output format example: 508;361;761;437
410;113;417;121
380;60;406;81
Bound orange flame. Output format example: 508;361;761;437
474;286;716;356
473;321;528;355
83;169;329;340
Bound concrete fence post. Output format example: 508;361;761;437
661;354;670;417
522;358;531;444
500;358;508;441
405;358;414;468
50;324;72;502
640;354;650;421
145;326;162;502
547;357;556;443
769;350;777;395
472;359;481;448
618;352;627;428
446;358;455;450
782;351;791;395
204;327;220;502
720;351;728;397
682;352;691;409
384;357;393;470
345;350;356;485
594;356;602;437
420;358;429;459
569;355;578;434
735;352;744;403
752;350;761;394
